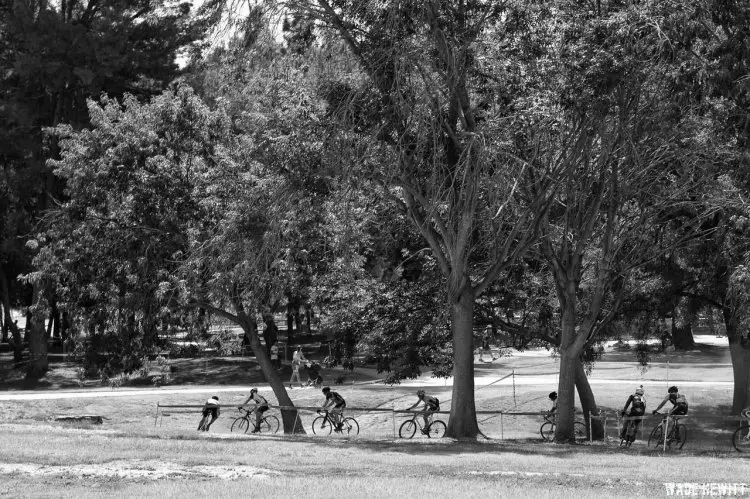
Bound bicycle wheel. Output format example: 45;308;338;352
259;415;280;434
540;421;555;441
672;424;687;449
574;421;588;443
648;424;664;448
341;417;359;436
733;424;750;452
311;416;332;435
230;417;250;434
399;420;417;439
427;420;446;438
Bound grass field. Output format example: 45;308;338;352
1;336;748;497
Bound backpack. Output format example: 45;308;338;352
631;395;645;413
429;397;440;409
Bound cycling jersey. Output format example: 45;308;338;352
326;391;346;407
424;395;440;411
623;394;646;415
250;393;269;412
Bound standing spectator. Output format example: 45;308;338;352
478;326;497;362
270;343;280;370
289;347;305;388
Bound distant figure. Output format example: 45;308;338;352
270;343;280;369
478;327;497;362
289;347;305;388
198;396;220;431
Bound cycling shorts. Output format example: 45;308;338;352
203;407;218;418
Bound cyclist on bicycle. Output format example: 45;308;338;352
239;388;269;433
321;386;346;430
620;385;646;441
407;389;440;434
548;391;558;419
653;385;688;417
198;396;220;431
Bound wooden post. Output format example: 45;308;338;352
392;404;396;439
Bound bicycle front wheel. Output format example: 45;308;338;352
427;420;446;438
574;421;588;443
230;417;250;434
311;416;332;435
260;415;280;434
733;424;750;452
399;420;417;439
673;424;687;449
540;421;555;442
648;424;664;448
341;417;359;436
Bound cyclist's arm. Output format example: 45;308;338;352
622;395;633;414
653;397;668;413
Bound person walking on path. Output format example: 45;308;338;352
478;326;497;362
270;343;280;369
289;347;305;388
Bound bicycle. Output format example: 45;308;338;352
311;410;359;436
648;413;687;449
539;414;587;443
230;407;280;434
399;412;446;439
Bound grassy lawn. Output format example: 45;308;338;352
0;422;747;498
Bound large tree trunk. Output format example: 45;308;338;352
237;310;305;434
26;283;49;379
445;286;479;439
555;295;580;443
575;360;604;440
724;310;750;414
725;318;750;414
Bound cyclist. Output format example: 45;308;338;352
239;388;269;433
198;396;220;431
321;386;346;430
406;389;440;434
653;385;688;417
620;385;646;442
548;391;558;419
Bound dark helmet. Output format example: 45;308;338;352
212;396;219;400
668;386;678;394
250;388;258;394
549;391;558;400
322;386;331;393
417;389;425;397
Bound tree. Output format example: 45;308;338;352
1;0;205;378
36;86;308;432
272;0;567;439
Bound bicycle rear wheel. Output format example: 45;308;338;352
673;424;687;449
733;424;750;452
341;417;359;436
427;420;446;438
399;420;417;439
574;421;588;443
230;417;250;434
259;415;280;434
648;424;664;448
311;416;332;435
540;421;555;441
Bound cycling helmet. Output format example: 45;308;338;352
212;396;219;400
322;386;330;393
668;386;678;394
417;389;425;397
635;386;644;396
250;388;258;394
549;391;558;400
